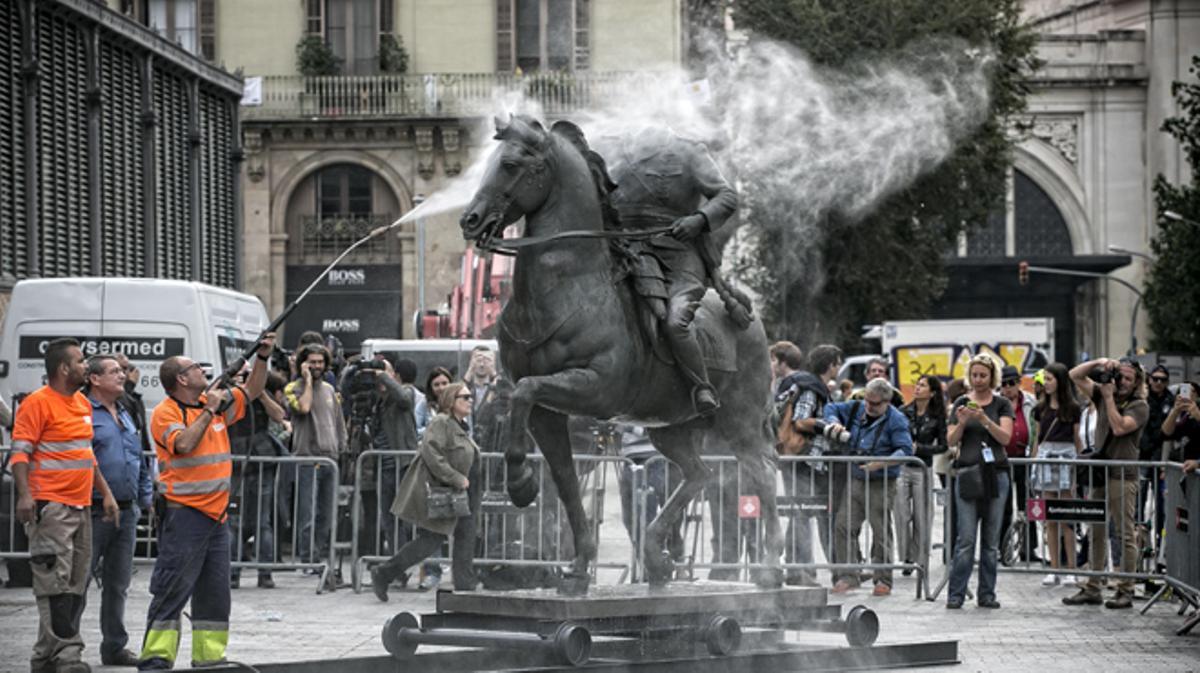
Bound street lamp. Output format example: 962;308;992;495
1163;210;1200;228
1020;262;1145;356
1107;244;1153;263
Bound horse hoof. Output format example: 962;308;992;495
507;466;539;508
645;553;675;586
754;567;785;589
557;572;590;596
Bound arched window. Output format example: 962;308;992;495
964;168;1073;258
285;162;400;264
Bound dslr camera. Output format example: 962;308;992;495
1087;366;1114;385
812;420;851;445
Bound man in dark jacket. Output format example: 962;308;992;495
1140;365;1174;528
774;343;842;586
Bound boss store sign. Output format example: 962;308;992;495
285;264;402;351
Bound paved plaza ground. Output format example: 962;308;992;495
2;472;1198;672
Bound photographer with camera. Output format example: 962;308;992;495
284;344;347;567
1064;357;1149;610
822;378;913;596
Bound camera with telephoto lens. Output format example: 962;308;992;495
1087;366;1114;385
812;420;851;444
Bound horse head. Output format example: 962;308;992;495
460;114;555;247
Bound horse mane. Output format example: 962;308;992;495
550;120;622;233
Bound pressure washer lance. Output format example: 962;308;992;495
207;215;407;392
142;215;408;651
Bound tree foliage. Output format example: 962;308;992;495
1145;56;1200;352
731;0;1038;348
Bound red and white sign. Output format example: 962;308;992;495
739;495;761;519
1026;498;1046;522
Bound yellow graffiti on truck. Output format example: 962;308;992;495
892;342;1036;397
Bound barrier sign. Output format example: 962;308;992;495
1028;498;1106;523
738;495;761;519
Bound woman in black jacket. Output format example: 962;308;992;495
896;375;947;575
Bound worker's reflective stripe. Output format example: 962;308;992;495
191;620;229;631
29;458;94;471
35;439;92;453
191;627;229;665
160;423;186;446
169;477;231;495
11;440;34;454
140;625;180;664
170;453;232;469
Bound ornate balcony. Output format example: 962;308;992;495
241;71;647;120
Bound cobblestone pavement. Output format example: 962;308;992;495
3;555;1197;671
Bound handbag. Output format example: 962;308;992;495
956;464;987;501
427;483;471;519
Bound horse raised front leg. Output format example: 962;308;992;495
526;406;595;595
506;368;605;590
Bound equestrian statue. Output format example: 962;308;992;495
459;115;779;594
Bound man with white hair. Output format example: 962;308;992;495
822;378;913;596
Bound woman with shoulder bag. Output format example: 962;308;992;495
945;353;1015;609
1030;363;1082;587
370;382;481;600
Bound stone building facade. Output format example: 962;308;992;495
941;0;1199;361
0;0;243;325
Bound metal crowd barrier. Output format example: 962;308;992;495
349;450;632;593
631;454;934;598
930;456;1183;601
2;447;340;594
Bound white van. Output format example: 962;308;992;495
0;278;269;416
360;338;498;385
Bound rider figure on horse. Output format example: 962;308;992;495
608;126;739;417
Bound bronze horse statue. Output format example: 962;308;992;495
459;115;781;592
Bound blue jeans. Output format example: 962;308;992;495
296;463;336;563
91;505;138;659
949;470;1010;604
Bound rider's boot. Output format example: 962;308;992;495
668;327;719;416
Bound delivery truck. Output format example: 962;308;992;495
882;317;1054;398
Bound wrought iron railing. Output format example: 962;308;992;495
290;213;397;264
242;71;652;120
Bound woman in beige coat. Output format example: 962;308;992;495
370;382;481;599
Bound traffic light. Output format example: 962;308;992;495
1018;261;1029;286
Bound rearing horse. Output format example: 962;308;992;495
459;115;782;592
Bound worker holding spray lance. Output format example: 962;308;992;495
137;219;405;670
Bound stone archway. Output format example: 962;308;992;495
264;150;414;318
1013;140;1091;254
268;150;415;349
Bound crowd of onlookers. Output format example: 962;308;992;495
769;341;1200;610
3;331;1199;669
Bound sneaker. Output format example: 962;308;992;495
1042;574;1059;586
946;598;963;609
872;583;892;597
978;598;1001;609
1063;574;1078;586
831;580;856;594
418;573;441;592
257;574;275;589
1062;589;1103;606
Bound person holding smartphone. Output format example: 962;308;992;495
1163;381;1200;464
945;353;1014;610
